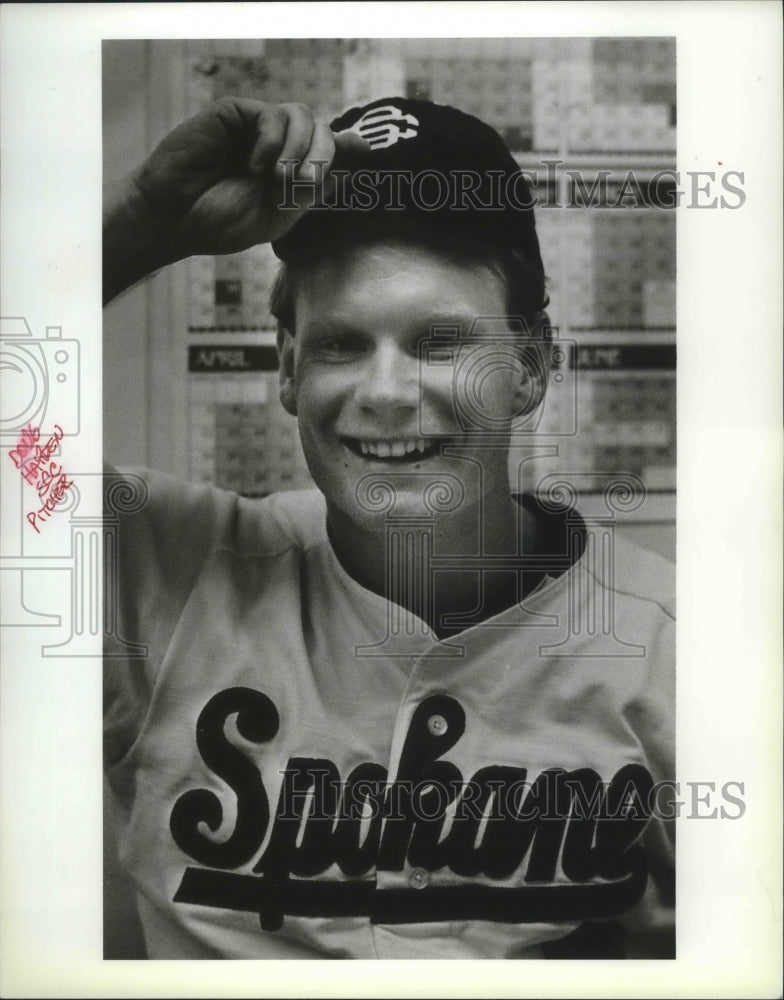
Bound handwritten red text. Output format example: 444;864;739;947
8;423;73;533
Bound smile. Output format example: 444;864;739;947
340;437;446;461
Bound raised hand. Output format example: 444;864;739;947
104;98;368;302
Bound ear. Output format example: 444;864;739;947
512;312;553;417
277;323;298;417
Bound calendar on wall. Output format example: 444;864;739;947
179;38;675;503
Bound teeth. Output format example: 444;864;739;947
350;438;434;458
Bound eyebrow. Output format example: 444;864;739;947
423;313;482;334
301;312;486;338
299;318;368;339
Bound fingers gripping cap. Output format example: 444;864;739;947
271;96;543;273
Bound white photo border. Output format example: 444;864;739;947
1;2;781;997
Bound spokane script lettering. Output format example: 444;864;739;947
170;689;654;931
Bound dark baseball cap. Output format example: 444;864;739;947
271;96;543;275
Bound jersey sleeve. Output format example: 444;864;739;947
619;556;676;958
103;465;241;780
628;612;676;958
576;535;676;957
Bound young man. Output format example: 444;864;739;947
103;96;675;959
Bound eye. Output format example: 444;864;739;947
313;334;367;359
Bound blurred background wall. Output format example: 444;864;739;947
103;38;675;560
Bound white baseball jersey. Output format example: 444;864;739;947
104;467;675;960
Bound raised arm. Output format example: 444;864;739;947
103;97;367;305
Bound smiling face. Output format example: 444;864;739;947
278;239;543;536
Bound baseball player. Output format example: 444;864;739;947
103;96;675;959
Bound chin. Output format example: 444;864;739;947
325;484;428;533
329;479;479;547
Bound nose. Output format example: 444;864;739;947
353;341;420;419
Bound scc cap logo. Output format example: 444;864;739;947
346;103;420;149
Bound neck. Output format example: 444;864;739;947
327;489;547;638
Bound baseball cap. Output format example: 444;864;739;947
271;96;543;276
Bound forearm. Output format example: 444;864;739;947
102;100;348;306
102;176;182;306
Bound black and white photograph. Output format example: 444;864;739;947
102;35;678;962
1;2;781;996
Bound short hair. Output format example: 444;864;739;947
269;215;549;338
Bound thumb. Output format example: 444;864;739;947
333;128;373;161
314;128;372;209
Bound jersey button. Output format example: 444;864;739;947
427;714;448;736
409;867;430;889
